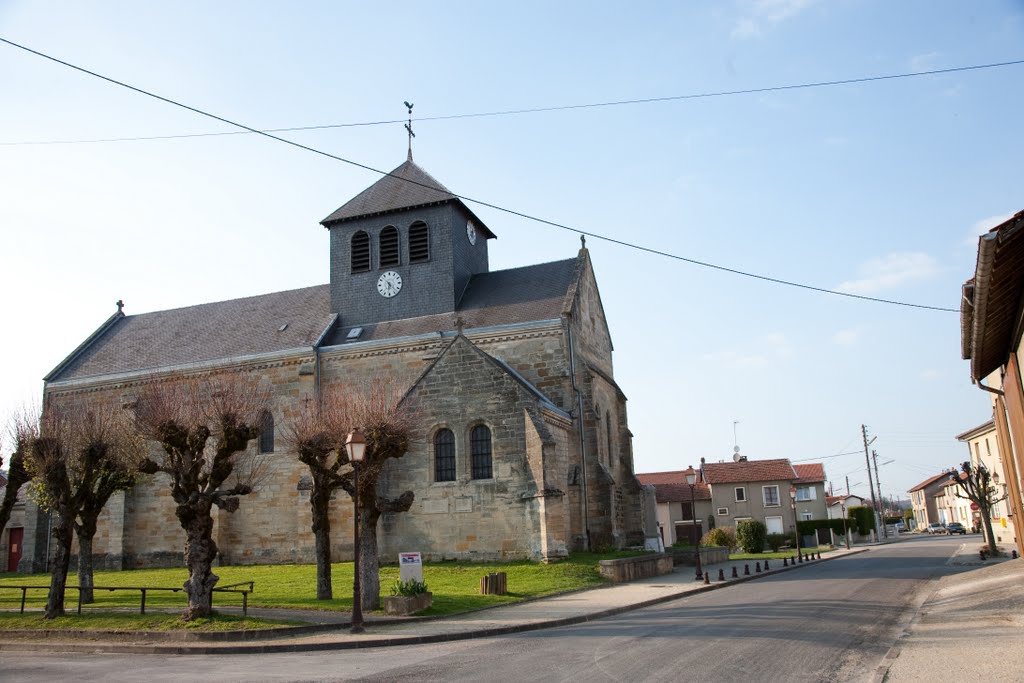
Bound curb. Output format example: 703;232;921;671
0;549;867;655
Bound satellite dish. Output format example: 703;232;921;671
733;446;741;453
733;448;742;462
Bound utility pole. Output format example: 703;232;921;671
862;425;880;541
846;475;850;496
872;449;886;539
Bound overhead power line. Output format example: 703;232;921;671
0;37;960;313
3;57;1023;147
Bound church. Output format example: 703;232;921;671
17;152;647;571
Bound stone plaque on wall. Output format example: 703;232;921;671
423;499;449;514
454;497;474;513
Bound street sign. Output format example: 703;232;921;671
971;503;980;511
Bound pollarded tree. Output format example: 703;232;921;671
22;404;143;617
948;461;1003;555
0;418;31;545
134;375;269;620
286;393;350;600
334;381;418;612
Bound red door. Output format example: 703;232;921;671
7;528;23;572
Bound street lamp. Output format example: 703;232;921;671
345;428;367;634
686;469;703;581
790;487;801;561
841;503;851;550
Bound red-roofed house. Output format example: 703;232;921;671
702;458;803;535
908;472;953;530
636;469;711;546
792;464;829;520
826;494;866;520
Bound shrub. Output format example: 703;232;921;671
390;578;429;596
735;519;767;553
766;533;789;552
848;506;876;535
701;525;736;550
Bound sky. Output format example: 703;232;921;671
1;1;1022;502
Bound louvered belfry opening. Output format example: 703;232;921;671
380;226;400;267
409;221;429;263
351;230;370;272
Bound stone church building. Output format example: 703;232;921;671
18;154;646;571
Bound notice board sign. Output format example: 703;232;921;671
399;552;423;583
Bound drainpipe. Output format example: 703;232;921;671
973;377;1004;397
566;319;591;551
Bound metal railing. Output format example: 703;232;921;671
0;580;255;616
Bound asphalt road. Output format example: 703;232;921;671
0;536;968;683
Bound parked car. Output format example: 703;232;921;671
945;522;967;535
926;523;945;534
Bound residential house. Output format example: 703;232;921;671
908;472;951;530
826;494;866;520
934;473;971;527
792;464;829;521
701;458;804;536
636;469;712;547
956;420;1017;546
960;208;1024;556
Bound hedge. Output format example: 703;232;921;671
795;518;849;536
848;506;877;535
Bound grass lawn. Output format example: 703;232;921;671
0;551;644;621
0;612;302;632
729;547;833;561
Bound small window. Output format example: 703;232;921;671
379;226;400;267
796;486;814;502
763;485;780;507
409;222;429;263
717;507;729;516
800;511;813;521
351;230;370;272
434;428;455;482
470;425;492;479
735;486;746;502
258;410;274;454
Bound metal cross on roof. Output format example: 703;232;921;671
404;101;415;161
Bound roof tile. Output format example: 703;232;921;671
702;459;798;484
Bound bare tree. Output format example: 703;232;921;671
948;461;1003;555
134;375;268;620
22;404;143;618
0;417;32;545
336;381;418;612
285;393;349;600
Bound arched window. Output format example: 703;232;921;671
470;425;492;479
258;410;274;454
434;428;455;482
379;226;400;267
408;221;429;263
351;230;370;272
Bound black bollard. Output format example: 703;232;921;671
744;564;750;576
1014;550;1019;560
704;571;710;584
731;566;739;578
783;557;789;567
755;561;762;573
718;568;725;581
764;559;770;570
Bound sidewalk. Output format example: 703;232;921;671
0;548;863;655
879;543;1024;682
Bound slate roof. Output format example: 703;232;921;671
320;159;496;238
325;258;577;345
48;255;582;383
793;463;826;484
701;459;798;485
48;286;335;382
908;472;953;492
954;419;996;442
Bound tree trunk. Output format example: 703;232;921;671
75;526;96;604
0;450;28;539
359;508;382;612
310;486;333;600
179;501;219;620
981;509;999;554
45;516;74;619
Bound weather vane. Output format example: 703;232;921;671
404;101;415;160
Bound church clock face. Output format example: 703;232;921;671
466;220;477;246
376;270;402;298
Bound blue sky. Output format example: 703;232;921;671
1;1;1022;500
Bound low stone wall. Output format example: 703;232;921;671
669;546;730;567
598;553;674;583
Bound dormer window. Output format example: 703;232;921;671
379;226;400;268
351;231;370;273
409;222;429;263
